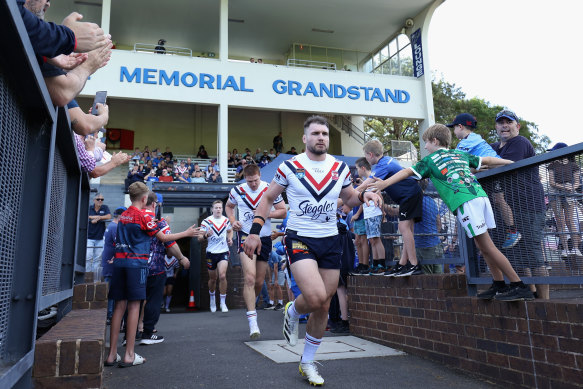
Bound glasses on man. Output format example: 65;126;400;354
95;198;104;201
496;110;518;121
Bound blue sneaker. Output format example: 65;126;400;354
502;231;521;249
368;264;385;276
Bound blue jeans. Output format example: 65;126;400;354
86;239;104;272
103;276;114;319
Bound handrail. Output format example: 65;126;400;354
133;43;192;57
286;58;336;70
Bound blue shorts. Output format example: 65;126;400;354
364;215;382;238
108;266;148;301
237;232;271;262
206;251;229;270
283;230;342;270
353;219;366;235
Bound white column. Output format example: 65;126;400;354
218;104;228;182
101;0;111;35
219;0;228;61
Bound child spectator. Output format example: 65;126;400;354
370;124;534;301
414;180;444;274
101;207;126;325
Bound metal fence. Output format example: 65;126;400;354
0;2;87;388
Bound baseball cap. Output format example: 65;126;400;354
495;109;519;122
547;142;568;152
113;207;126;216
445;113;477;128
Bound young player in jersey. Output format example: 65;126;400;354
225;164;287;339
199;200;233;313
105;182;200;368
370;124;534;302
244;116;382;386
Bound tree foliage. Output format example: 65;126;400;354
364;77;550;154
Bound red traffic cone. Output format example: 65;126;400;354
187;290;197;310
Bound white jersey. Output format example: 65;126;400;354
200;215;231;253
227;181;284;237
273;153;351;238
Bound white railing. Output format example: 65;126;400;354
286;58;336;70
133;43;192;57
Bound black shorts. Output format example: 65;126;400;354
206;252;229;270
398;190;423;222
165;276;176;286
108;266;148;301
237;232;271;262
283;230;342;270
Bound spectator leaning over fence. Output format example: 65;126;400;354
414;179;444;274
87;193;111;273
102;207;126;325
359;139;424;277
490;109;549;299
140;192;194;345
371;124;535;302
18;0;110;59
546;142;582;258
448;113;521;249
105;182;200;367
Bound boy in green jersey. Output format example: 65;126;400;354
370;124;534;302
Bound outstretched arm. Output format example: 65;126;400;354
368;168;415;193
480;157;514;169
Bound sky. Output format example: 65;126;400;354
428;0;583;148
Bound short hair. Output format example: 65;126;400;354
422;124;451;148
212;200;223;207
243;164;260;177
94;192;103;199
363;139;384;157
355;157;371;171
128;182;149;202
146;191;157;206
303;115;329;133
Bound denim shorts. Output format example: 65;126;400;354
364;215;382;238
353;219;366;235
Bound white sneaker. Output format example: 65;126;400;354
210;296;216;313
249;323;261;340
299;360;324;386
283;302;299;346
220;303;228;313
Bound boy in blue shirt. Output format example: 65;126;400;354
447;113;521;249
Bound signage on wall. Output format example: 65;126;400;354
411;28;424;78
120;66;411;104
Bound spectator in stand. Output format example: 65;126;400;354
414;179;444;274
286;146;298;155
102;207;126;325
243;148;252;158
176;160;188;176
185;158;194;172
192;163;202;175
227;152;236;168
207;158;220;174
235;159;247;181
268;149;276;160
162;147;173;161
208;169;222;183
158;168;174;182
258;156;270;169
145;160;154;175
145;169;158;182
177;171;191;183
197;145;209;159
87;193;111;274
273;131;283;153
137;160;148;175
155;161;167;176
254;148;263;162
142;151;151;162
126;164;145;190
190;170;206;183
152;150;161;167
131;147;141;161
546;142;582;258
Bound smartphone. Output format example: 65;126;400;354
91;91;107;116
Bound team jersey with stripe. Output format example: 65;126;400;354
200;215;232;253
115;206;160;268
227;181;284;237
273;153;351;238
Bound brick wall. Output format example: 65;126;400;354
349;275;583;388
34;283;108;388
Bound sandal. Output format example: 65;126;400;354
104;353;121;367
118;353;145;367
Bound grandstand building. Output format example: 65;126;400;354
47;0;443;174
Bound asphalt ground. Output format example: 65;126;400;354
103;306;499;389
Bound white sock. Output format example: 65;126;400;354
269;300;274;305
287;301;300;320
165;296;172;308
246;311;257;327
301;333;322;363
220;294;226;305
278;299;283;305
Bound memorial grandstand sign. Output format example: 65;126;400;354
82;51;427;118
